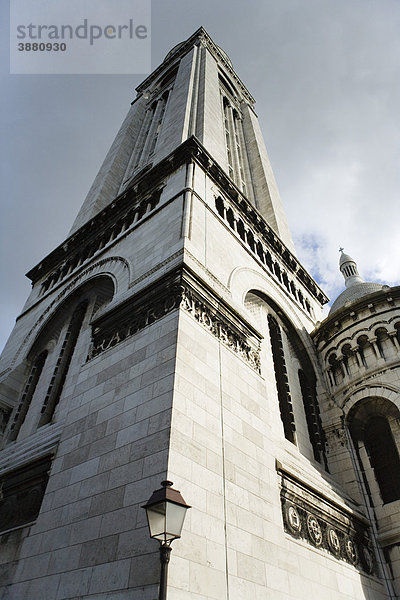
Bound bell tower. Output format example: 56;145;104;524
0;27;397;600
69;28;295;253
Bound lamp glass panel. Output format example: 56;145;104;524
165;501;187;539
146;502;166;540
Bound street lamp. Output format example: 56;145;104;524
142;480;191;600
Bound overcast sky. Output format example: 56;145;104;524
1;0;399;353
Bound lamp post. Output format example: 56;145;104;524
142;480;191;600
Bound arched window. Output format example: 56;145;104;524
375;327;389;360
147;90;170;156
298;369;327;467
357;335;370;368
246;291;327;468
349;398;400;507
6;276;114;443
364;416;400;504
8;350;48;441
125;69;176;179
38;300;88;427
268;314;296;443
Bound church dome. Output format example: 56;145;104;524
329;250;385;314
329;281;385;314
339;252;355;267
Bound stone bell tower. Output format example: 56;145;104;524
0;27;398;600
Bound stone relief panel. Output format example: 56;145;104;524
279;469;376;575
88;267;262;372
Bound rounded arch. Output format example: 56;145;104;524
11;258;127;369
228;266;313;333
342;384;400;415
347;396;400;440
27;274;115;361
244;288;318;377
244;288;327;468
6;275;115;443
347;395;400;505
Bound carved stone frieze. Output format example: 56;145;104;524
88;281;182;360
88;267;262;372
279;469;376;575
180;283;261;372
325;425;348;454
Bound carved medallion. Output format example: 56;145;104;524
279;471;376;575
285;504;302;535
345;538;358;564
306;514;323;546
362;547;374;573
327;527;341;555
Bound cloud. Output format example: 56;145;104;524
1;0;399;354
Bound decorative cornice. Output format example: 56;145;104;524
26;136;326;310
214;197;318;316
88;266;262;372
26;186;162;287
279;469;376;575
181;271;261;372
0;422;62;476
193;145;327;306
325;424;348;453
313;286;400;346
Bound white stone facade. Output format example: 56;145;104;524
0;27;399;600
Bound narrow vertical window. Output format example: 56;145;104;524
268;314;296;443
364;417;400;504
134;102;157;169
223;97;234;180
232;110;247;195
298;369;328;469
8;350;48;442
38;301;87;427
148;91;169;156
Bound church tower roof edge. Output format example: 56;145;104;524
135;27;256;106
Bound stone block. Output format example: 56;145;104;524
88;431;118;459
40;525;72;553
79;534;119;567
88;559;131;594
129;552;159;587
48;545;82;575
15;552;51;582
56;567;92;599
70;515;102;545
60;497;92;525
98;445;131;473
117;526;154;559
100;505;138;537
116;419;149;450
79;471;110;499
69;457;100;484
89;486;126;517
189;561;226;599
